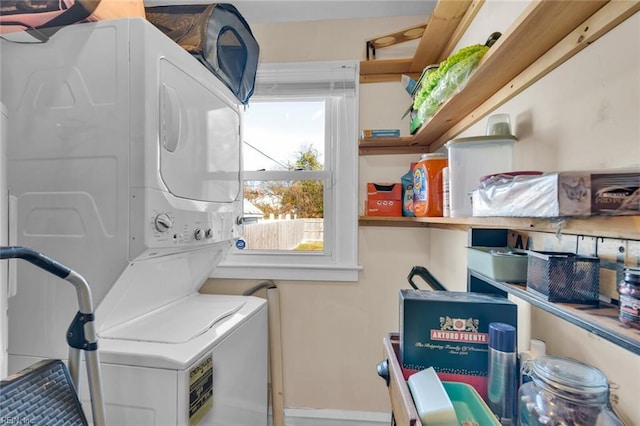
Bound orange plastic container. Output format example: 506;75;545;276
412;153;448;217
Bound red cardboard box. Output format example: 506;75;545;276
367;182;402;200
365;199;402;216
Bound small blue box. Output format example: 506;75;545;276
360;128;401;138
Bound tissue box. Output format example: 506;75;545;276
472;170;640;217
367;182;402;200
399;290;517;402
366;183;403;216
365;199;402;216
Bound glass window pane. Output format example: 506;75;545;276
242;179;324;251
243;100;325;171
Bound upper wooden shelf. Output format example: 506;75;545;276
359;0;640;155
360;0;474;81
358;215;640;241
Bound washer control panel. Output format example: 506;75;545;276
150;210;224;246
130;188;242;259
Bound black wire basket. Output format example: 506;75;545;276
526;251;600;305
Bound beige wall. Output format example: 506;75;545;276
201;5;640;422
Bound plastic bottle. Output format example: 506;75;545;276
488;322;517;425
401;163;416;217
442;166;450;217
412;153;447;217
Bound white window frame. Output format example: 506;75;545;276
212;61;361;281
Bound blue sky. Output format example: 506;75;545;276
243;100;325;171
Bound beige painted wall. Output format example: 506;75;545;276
201;4;640;422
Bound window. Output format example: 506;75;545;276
212;61;360;281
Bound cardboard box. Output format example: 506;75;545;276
473;169;640;217
365;199;402;217
361;128;401;138
399;290;517;402
367;182;402;200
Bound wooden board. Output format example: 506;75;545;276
366;22;428;56
358;215;640;241
358;137;421;155
383;335;422;426
437;0;485;63
412;0;609;149
360;0;473;82
359;58;414;77
425;0;640;151
410;0;473;72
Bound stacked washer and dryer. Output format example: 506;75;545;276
1;18;267;425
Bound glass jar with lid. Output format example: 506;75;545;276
518;355;622;426
618;266;640;330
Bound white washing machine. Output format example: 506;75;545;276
1;18;267;425
85;294;267;425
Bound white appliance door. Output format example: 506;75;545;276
159;59;241;204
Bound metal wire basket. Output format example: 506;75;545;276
526;251;600;305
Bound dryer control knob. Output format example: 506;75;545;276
205;229;213;239
154;213;173;232
194;228;204;240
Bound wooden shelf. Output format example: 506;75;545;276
359;1;640;155
413;0;608;151
360;1;473;82
469;271;640;356
358;215;640;241
358;137;422;156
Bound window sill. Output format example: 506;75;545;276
210;263;362;282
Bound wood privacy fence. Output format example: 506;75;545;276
243;218;323;250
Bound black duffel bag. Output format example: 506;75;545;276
146;3;259;105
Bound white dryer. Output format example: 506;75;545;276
1;18;267;425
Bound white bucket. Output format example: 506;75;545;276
445;135;516;217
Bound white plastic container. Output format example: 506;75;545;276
445;135;516;217
407;367;457;426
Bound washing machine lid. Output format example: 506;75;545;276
98;293;245;344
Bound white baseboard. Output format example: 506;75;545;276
275;408;391;426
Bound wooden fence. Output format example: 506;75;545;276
243;218;323;250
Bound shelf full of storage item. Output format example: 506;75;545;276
468;270;640;356
359;1;640;155
358;215;640;241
